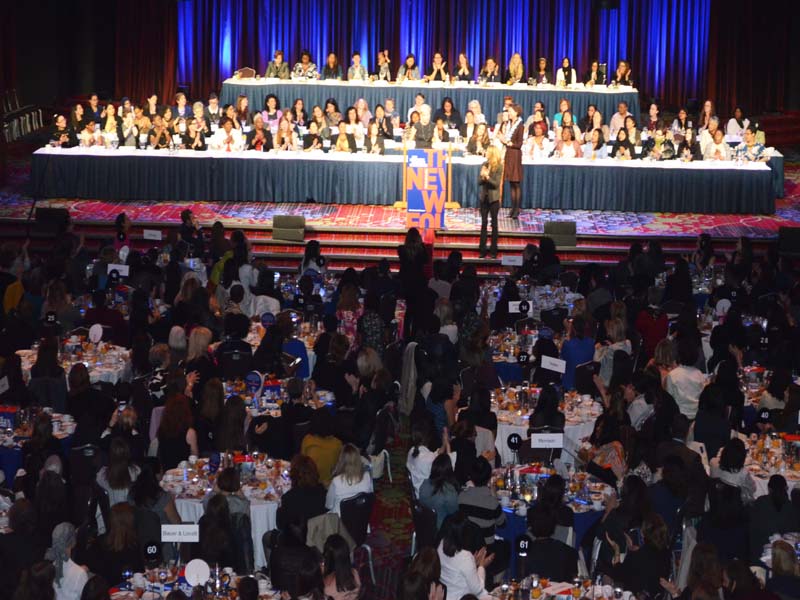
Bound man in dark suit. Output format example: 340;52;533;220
656;413;708;517
518;505;578;582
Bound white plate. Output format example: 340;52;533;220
184;558;211;587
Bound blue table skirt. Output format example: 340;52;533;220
0;435;73;485
220;80;640;133
30;151;776;214
496;506;603;578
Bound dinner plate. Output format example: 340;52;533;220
184;558;211;587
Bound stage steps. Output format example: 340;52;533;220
0;220;775;277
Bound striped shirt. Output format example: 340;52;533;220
458;486;505;545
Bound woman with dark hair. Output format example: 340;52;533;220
712;359;745;429
610;128;635;160
433;97;463;130
397;227;430;338
606;513;671;597
34;471;69;541
419;453;459;528
253;311;294;377
450;420;479;487
276;455;327;532
556;57;577;85
677;128;703;162
397;53;420;81
96;437;140;506
530;384;566;431
749;475;799;563
300;239;325;275
438;512;493;600
321;53;343;80
458;387;498;436
693;384;731;459
29;336;67;412
131;458;181;526
89;504;143;584
663;259;692;305
596;475;650;567
157;393;199;469
536;474;574;529
197;493;236;569
697;479;748;563
583;60;602;85
323;534;361;600
261;94;282;130
534;57;550;84
215;394;248;452
21;412;62;497
270;517;321;596
647;455;688;534
710;438;755;503
407;417;452;496
498;104;524;219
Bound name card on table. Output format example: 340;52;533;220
143;229;162;241
541;356;566;374
501;255;523;267
531;433;564;449
508;300;530;314
107;264;130;277
161;524;199;543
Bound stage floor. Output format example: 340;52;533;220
2;150;800;239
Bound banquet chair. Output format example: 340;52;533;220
410;498;437;555
340;492;376;583
292;421;312;456
540;307;568;334
574;362;600;397
519;426;564;464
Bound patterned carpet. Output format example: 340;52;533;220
363;430;412;600
3;146;800;239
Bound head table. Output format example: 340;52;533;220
220;77;641;133
31;146;775;214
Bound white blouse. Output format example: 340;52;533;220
438;543;492;600
325;473;374;515
726;117;750;137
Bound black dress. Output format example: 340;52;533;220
182;132;207;151
158;428;191;469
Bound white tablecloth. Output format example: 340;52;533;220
496;408;599;465
174;497;278;569
17;346;131;388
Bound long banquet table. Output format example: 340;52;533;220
220;78;641;129
30;146;776;214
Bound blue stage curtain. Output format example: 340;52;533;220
176;0;711;111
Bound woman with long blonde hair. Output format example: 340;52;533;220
507;53;525;84
326;443;373;515
478;145;503;258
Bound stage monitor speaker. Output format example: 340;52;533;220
34;207;70;234
778;227;800;257
593;0;620;9
272;215;305;242
543;221;576;248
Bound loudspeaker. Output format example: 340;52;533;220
272;214;305;242
543;221;576;248
34;207;70;234
779;227;800;257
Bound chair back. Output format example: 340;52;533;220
574;361;600;396
514;317;536;334
230;511;255;575
540;307;568;334
69;444;104;486
411;499;438;550
340;492;375;546
134;506;163;566
292;420;312;456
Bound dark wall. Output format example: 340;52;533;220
786;12;800;112
11;0;116;106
